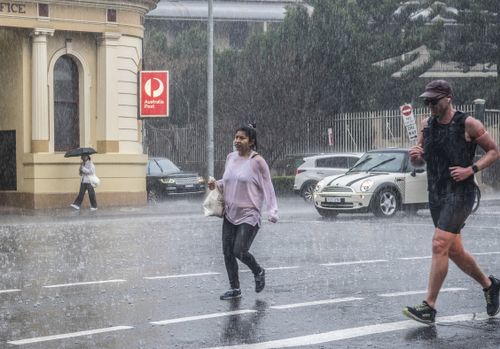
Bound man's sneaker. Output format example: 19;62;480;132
483;275;500;316
70;204;80;210
220;288;241;300
403;301;436;324
90;207;98;211
254;268;265;293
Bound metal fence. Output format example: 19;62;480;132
143;103;500;179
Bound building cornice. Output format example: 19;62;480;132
25;0;159;13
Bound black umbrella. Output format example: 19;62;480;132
64;147;97;158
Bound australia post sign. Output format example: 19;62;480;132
140;71;169;118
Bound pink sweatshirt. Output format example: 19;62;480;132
217;150;278;227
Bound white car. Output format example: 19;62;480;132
313;148;480;218
293;153;362;201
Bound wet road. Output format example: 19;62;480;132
0;197;499;348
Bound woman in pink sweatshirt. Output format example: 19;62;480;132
208;125;279;300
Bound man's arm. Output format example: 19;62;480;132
450;117;500;182
466;117;500;171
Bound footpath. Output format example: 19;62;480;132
0;189;498;223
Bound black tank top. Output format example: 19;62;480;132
423;111;476;194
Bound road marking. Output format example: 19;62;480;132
398;252;500;261
379;287;467;297
0;289;21;294
150;310;257;326
240;266;300;273
320;259;387;267
472;251;500;256
271;297;363;310
144;272;220;279
43;279;126;288
398;256;431;260
7;326;133;345
202;313;490;349
266;266;300;271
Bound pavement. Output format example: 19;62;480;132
0;187;499;221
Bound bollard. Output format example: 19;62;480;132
474;99;485;123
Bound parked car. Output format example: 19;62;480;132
274;152;317;176
313;148;480;218
293;153;363;201
146;157;205;201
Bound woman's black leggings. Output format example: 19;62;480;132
73;182;97;208
222;217;260;289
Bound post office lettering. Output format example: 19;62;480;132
0;3;27;14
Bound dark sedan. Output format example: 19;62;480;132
146;157;205;201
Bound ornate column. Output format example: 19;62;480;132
31;28;54;153
96;32;121;153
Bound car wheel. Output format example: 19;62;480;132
372;187;400;218
315;207;339;218
472;185;481;213
301;181;317;202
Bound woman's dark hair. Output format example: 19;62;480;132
236;124;257;150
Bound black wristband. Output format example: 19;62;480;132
472;164;479;173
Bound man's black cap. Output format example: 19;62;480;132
419;80;453;99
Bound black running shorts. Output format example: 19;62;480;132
429;190;475;234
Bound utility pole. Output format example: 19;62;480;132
207;0;214;177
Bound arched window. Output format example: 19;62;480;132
54;55;79;151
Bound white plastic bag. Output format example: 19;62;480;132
203;188;224;218
88;174;100;188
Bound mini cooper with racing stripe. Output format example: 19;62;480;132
313;148;480;218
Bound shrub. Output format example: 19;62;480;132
272;176;295;196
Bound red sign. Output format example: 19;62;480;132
401;104;412;117
140;71;169;117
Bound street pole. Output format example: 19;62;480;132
207;0;214;178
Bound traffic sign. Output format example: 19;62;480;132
400;104;418;142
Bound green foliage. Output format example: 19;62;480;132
143;0;500;171
271;176;295;196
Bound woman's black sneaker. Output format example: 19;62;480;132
484;275;500;316
220;288;241;300
403;301;436;324
254;269;265;293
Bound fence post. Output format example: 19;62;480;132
474;99;485;122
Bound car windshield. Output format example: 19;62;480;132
149;158;180;175
350;152;405;173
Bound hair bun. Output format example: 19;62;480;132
248;123;256;129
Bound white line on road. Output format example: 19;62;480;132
266;266;300;271
202;313;491;349
320;259;388;267
379;287;467;297
43;279;126;288
472;251;500;256
240;266;300;273
0;289;21;294
398;256;432;260
144;272;220;279
150;310;257;326
271;297;363;310
7;326;133;346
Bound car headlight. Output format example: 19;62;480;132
315;180;327;193
197;176;205;184
360;180;374;192
160;178;176;184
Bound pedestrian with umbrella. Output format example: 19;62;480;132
65;147;98;211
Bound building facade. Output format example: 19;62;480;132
0;0;158;208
